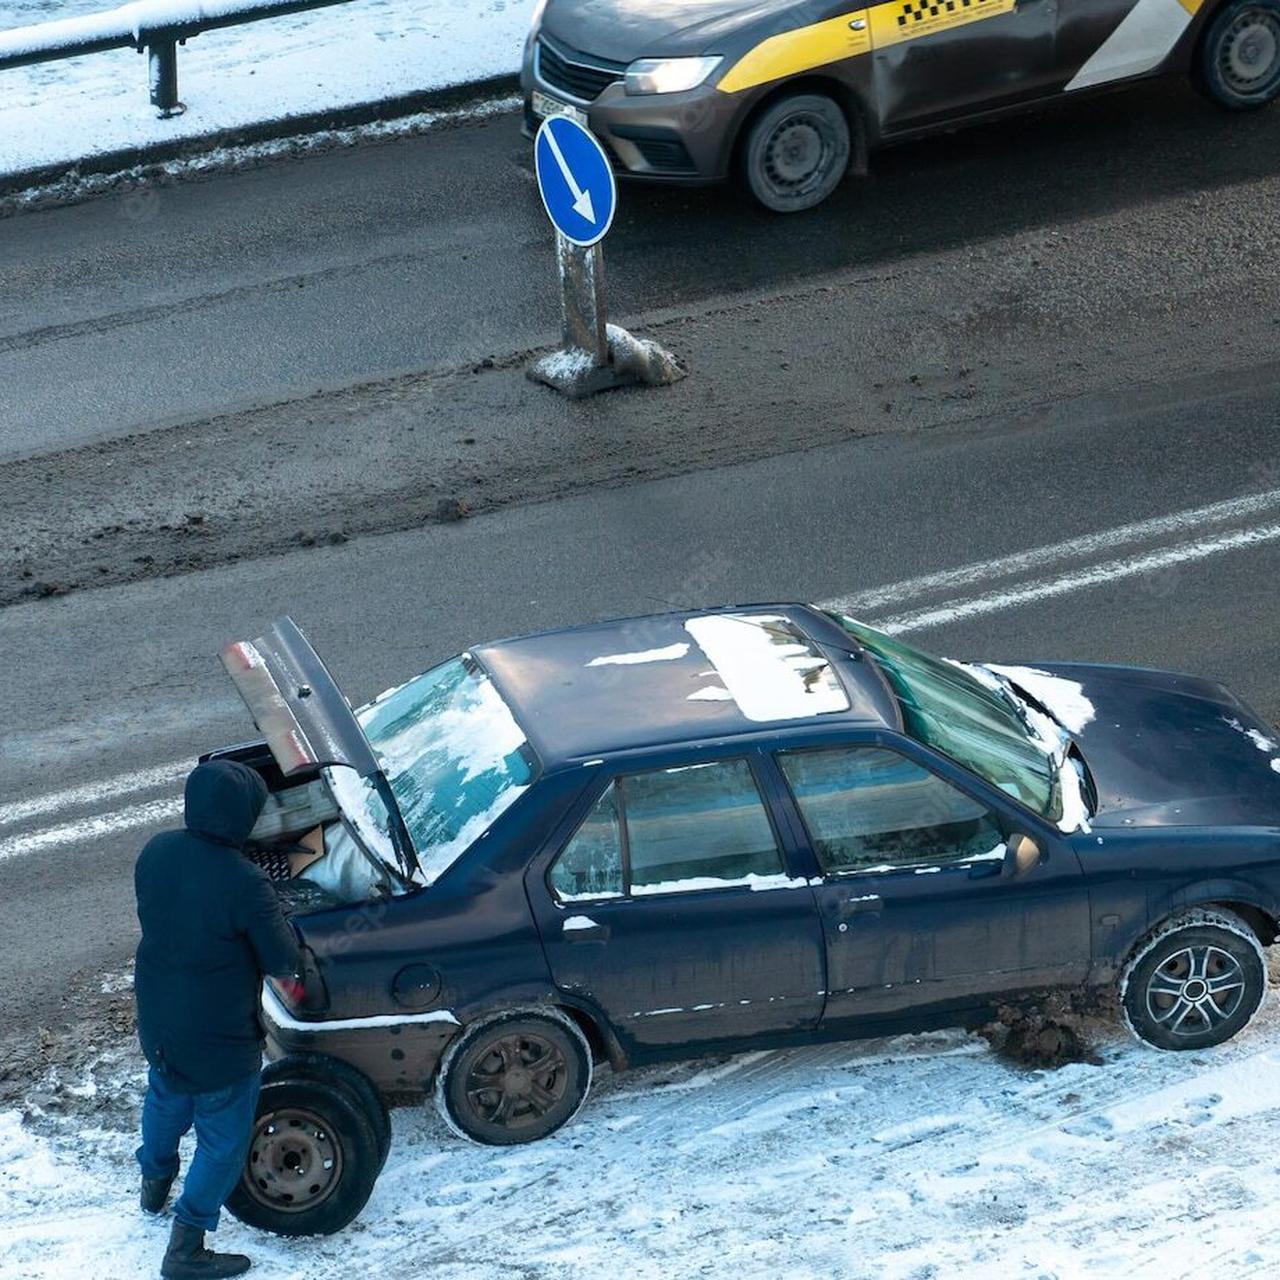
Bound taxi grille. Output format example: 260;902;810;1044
536;37;626;103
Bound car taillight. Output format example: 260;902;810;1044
270;974;308;1007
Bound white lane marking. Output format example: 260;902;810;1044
1065;0;1193;92
8;493;1280;864
0;796;182;862
835;486;1280;612
0;760;190;828
863;520;1280;635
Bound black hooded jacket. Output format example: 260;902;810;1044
134;759;301;1093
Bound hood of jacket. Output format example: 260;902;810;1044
184;759;268;848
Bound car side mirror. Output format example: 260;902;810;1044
1003;833;1043;876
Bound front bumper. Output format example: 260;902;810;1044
521;38;741;183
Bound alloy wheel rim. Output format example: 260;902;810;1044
243;1106;343;1213
1221;11;1280;92
1145;944;1246;1036
762;114;835;197
464;1031;569;1129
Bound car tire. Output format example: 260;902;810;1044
1196;0;1280;108
262;1053;392;1172
225;1075;382;1237
1120;908;1267;1051
435;1008;592;1146
740;93;850;213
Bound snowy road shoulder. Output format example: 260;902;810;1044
0;0;533;184
6;970;1280;1278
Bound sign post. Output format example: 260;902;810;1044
529;113;683;398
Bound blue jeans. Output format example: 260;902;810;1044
137;1065;262;1233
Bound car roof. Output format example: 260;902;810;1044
471;603;899;770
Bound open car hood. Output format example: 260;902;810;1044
220;617;380;778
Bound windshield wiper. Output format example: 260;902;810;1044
372;772;422;882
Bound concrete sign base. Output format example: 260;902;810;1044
528;324;685;399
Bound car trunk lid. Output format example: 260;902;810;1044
220;617;420;877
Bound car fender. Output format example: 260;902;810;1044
1107;876;1280;976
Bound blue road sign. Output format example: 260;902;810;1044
534;115;617;249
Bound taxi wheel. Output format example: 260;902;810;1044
1198;0;1280;108
741;93;850;213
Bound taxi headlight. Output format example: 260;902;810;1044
624;56;723;96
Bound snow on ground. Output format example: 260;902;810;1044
0;0;534;178
7;967;1280;1278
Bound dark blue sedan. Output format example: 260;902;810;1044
213;608;1280;1235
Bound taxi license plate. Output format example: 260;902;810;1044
531;91;587;125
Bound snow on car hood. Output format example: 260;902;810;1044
999;662;1280;829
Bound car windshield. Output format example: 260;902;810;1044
325;655;536;886
829;614;1063;823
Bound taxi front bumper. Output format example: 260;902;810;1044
520;43;745;183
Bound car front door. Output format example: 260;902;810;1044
771;741;1091;1025
528;753;827;1055
869;0;1058;134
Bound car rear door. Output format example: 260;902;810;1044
527;752;827;1054
869;0;1058;134
769;739;1091;1025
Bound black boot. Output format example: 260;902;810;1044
160;1221;251;1279
141;1164;178;1215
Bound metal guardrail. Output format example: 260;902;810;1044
0;0;359;117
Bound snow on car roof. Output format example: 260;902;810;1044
472;604;896;767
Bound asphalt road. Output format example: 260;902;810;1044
2;76;1280;459
4;373;1280;1038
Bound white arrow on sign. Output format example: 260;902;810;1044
543;122;596;224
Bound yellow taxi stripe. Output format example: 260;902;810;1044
717;10;871;94
718;0;1018;94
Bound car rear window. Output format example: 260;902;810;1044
328;655;537;886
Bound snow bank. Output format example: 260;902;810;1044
8;972;1280;1279
0;0;536;180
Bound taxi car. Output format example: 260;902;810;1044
519;0;1280;209
217;610;1280;1234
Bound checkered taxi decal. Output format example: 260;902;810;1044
872;0;1016;46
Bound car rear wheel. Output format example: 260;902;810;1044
435;1009;592;1146
1197;0;1280;108
1121;909;1267;1050
741;93;850;213
225;1075;382;1237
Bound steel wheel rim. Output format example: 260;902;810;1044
243;1106;343;1213
464;1031;569;1130
1221;10;1280;92
761;112;837;198
1145;944;1246;1037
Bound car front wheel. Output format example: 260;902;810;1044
435;1009;592;1146
1121;909;1267;1050
741;93;851;213
1197;0;1280;108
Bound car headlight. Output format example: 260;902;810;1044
624;56;723;96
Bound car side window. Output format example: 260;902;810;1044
624;760;784;894
549;782;625;901
778;746;1005;875
548;760;786;901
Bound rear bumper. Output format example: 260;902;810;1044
521;44;739;183
261;987;459;1095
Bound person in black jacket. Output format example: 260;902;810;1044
134;758;301;1279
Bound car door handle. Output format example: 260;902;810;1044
836;894;882;920
562;918;610;942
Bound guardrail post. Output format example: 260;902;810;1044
147;37;184;117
